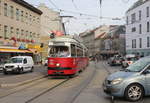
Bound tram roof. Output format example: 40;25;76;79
49;35;87;49
49;35;78;43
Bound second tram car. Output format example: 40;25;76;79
47;35;89;77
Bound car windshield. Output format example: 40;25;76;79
125;58;150;72
126;57;137;61
8;58;23;63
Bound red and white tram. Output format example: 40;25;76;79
47;35;89;76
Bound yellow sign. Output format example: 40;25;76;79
26;44;43;52
26;44;40;49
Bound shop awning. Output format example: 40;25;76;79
0;48;32;53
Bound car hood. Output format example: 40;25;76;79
107;71;136;81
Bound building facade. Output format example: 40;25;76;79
0;0;42;62
126;0;150;56
38;4;65;60
79;30;95;56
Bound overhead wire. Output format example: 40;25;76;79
71;0;78;10
47;0;60;10
121;0;130;3
46;0;123;20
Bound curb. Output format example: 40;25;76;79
0;75;48;88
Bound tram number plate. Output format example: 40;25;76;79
55;71;62;74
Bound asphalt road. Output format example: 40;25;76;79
0;61;150;103
0;65;47;78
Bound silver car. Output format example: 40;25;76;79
103;56;150;101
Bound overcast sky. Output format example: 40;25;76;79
25;0;138;34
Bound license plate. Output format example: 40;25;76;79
6;69;12;71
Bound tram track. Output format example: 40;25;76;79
0;76;49;99
23;62;96;103
25;78;70;103
68;62;97;103
0;75;72;101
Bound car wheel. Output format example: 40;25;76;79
30;67;34;72
3;71;8;75
19;68;23;74
125;84;144;101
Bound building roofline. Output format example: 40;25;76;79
12;0;42;15
126;0;149;13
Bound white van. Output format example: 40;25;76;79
3;56;34;74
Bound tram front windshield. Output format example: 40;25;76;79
49;46;70;57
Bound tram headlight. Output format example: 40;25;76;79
56;63;60;67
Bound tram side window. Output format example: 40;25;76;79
77;48;83;57
84;50;88;57
71;44;76;57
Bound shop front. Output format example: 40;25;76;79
26;44;42;64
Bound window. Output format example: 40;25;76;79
16;28;19;38
25;12;28;24
147;7;149;17
37;17;40;23
21;29;24;35
26;31;28;39
4;25;8;38
33;16;35;22
10;27;14;37
16;8;19;21
131;13;136;24
4;3;8;16
139;10;141;20
29;15;32;24
0;0;1;15
0;24;1;32
10;6;14;19
132;27;136;32
21;11;24;22
139;38;142;48
29;32;32;40
139;24;142;34
71;44;76;56
23;59;27;64
132;39;136;48
0;24;2;36
147;37;150;47
147;22;150;32
126;16;128;25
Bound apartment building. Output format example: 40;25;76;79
38;4;64;59
0;0;42;62
126;0;150;56
79;30;95;56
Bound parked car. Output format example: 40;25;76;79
103;56;150;101
122;54;138;68
0;60;8;72
43;58;48;66
3;56;34;74
0;63;4;72
108;56;122;66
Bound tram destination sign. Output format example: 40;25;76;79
53;42;65;45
